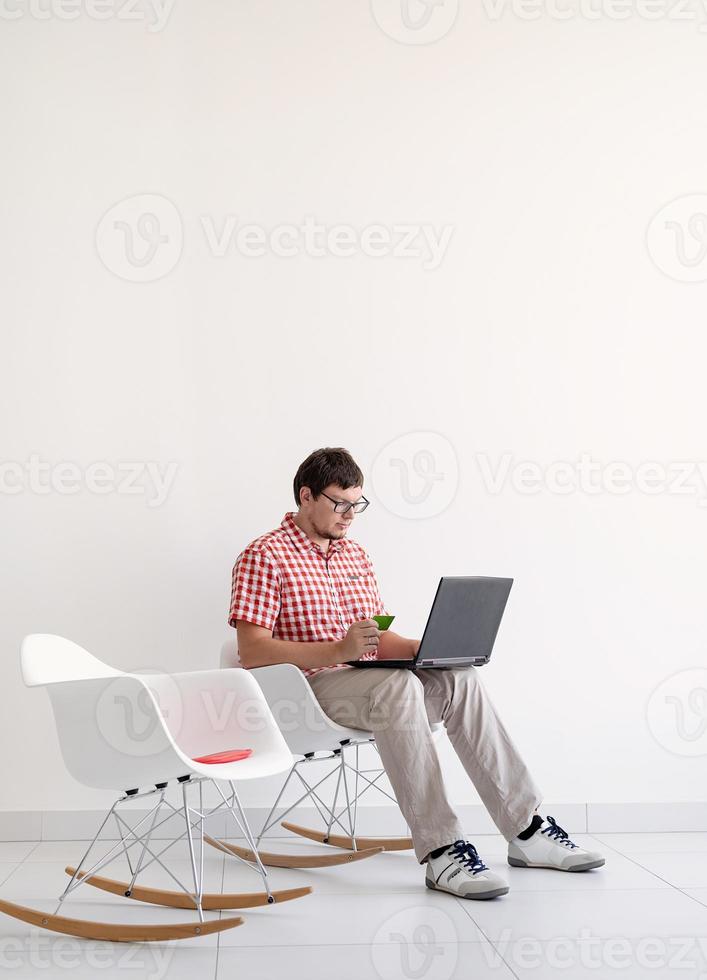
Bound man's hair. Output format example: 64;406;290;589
293;447;364;507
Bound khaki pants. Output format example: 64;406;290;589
307;665;543;864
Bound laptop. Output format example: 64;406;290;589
346;576;513;670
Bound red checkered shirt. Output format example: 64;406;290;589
228;512;389;679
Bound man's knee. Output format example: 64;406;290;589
451;665;481;695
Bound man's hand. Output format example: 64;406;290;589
377;631;419;661
338;619;381;661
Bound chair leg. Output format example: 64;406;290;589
210;779;274;902
181;781;204;921
280;744;415;852
58;791;168;910
125;788;166;896
0;786;246;943
339;748;358;849
57;798;123;908
254;763;299;845
229;782;274;902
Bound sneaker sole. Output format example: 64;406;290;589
425;878;509;900
508;856;605;872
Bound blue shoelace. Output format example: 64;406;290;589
448;840;489;874
541;815;578;850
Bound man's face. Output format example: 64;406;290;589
302;483;364;541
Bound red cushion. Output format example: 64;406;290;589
192;748;252;765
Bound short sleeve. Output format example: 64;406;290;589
228;548;281;632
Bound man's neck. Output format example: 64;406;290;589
292;511;330;554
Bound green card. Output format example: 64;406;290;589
373;614;395;631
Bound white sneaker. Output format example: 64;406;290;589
508;815;605;872
426;840;509;900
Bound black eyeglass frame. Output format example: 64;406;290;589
319;491;370;515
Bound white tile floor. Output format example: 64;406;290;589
2;832;707;978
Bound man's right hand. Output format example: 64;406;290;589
337;619;381;662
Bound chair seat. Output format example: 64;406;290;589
192;748;252;765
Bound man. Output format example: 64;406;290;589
229;447;604;900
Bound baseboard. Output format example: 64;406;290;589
587;802;707;833
1;802;705;841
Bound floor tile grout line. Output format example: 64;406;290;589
592;835;707;855
681;889;707;910
19;841;42;864
452;896;521;980
0;864;21;888
590;834;707;904
589;831;707;839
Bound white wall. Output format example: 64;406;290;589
2;0;707;816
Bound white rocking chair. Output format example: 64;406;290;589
0;634;312;943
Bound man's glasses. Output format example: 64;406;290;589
320;491;370;515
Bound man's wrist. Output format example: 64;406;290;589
330;639;347;665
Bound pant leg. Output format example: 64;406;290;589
307;666;465;864
415;666;543;842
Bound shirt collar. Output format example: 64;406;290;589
281;512;348;556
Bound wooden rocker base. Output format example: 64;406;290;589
205;833;383;868
0;897;242;943
65;867;312;910
281;821;414;852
